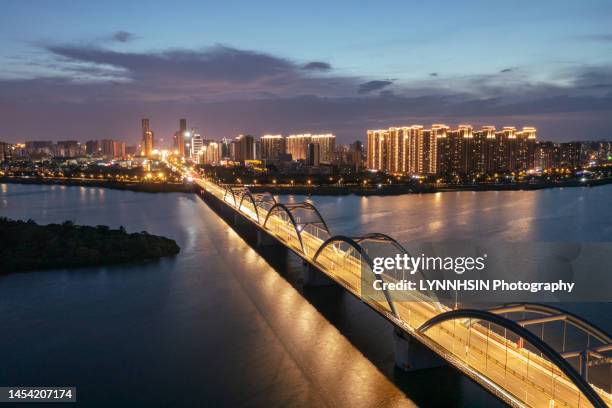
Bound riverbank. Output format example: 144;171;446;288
0;176;198;193
249;177;612;196
0;217;180;274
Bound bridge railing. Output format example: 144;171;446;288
197;177;611;408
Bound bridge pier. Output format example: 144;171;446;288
233;212;250;226
256;230;279;247
302;261;335;287
393;329;446;372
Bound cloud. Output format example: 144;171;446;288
575;33;612;42
111;31;137;43
1;39;612;143
358;80;393;94
301;61;332;71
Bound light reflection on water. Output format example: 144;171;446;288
1;183;611;406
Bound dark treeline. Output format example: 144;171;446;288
0;218;180;273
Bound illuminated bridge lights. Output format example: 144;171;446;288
189;171;611;408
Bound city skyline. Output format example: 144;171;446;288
1;1;612;144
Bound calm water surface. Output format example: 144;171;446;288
1;183;611;407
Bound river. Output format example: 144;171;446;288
1;182;611;407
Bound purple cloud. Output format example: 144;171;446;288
358;80;393;94
301;61;332;71
0;39;611;144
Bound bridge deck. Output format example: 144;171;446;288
195;177;611;408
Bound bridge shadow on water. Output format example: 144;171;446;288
202;192;506;408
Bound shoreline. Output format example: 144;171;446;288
0;176;198;194
249;177;612;196
0;217;180;274
2;175;611;197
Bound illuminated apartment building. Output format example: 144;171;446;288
190;132;203;161
370;124;536;176
286;133;336;164
199;140;220;165
232;134;255;163
260;134;285;161
367;126;437;175
141;118;154;157
366;129;388;171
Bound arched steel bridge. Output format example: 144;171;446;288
195;177;611;408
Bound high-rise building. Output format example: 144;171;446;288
221;138;231;159
56;140;80;157
85;140;101;156
286;133;336;164
367;126;437;175
306;143;320;166
350;140;364;170
286;134;310;161
367;129;388;171
0;141;12;162
101;139;126;159
260;135;285;162
558;142;582;168
25;141;54;156
199;141;220;165
190;132;203;161
312;134;335;164
141;118;154;157
535;141;557;170
369;124;536;176
173;119;187;157
233;134;255;162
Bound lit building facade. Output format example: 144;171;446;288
286;133;336;164
199;140;220;165
367;126;437;175
260;135;286;162
0;141;12;162
141;118;154;157
173;119;187;157
232;134;255;162
101;139;126;158
369;124;537;176
190;132;203;161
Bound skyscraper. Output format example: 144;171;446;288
190;132;203;160
233;134;255;162
286;133;335;163
173;119;187;157
368;124;535;176
141;118;154;157
260;135;286;162
306;143;320;166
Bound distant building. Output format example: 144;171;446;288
199;140;221;165
306;143;320;166
221;138;231;159
368;124;537;176
350;141;364;170
56;140;80;157
0;141;12;162
85;140;101;156
173;119;187;157
101;139;126;159
25;141;54;157
190;132;203;161
126;145;139;156
141;118;154;157
286;133;335;164
232;134;255;162
260;135;285;162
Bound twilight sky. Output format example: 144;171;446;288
1;0;611;145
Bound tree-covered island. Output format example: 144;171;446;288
0;217;180;273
